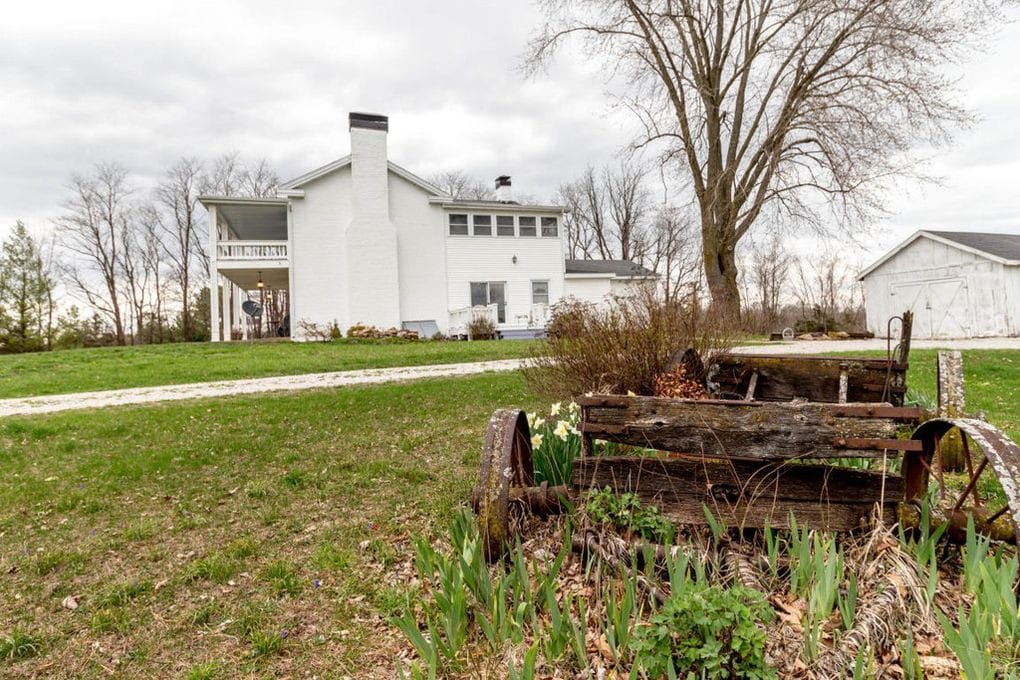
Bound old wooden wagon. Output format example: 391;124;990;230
474;312;1020;557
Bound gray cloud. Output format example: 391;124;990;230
1;0;1018;266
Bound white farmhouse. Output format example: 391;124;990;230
200;112;655;341
859;230;1020;338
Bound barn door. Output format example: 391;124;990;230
927;279;968;338
891;278;969;338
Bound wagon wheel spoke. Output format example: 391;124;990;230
911;418;1020;545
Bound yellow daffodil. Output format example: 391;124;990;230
532;415;545;429
526;412;537;428
550;402;562;416
554;420;571;441
531;433;544;449
568;401;580;414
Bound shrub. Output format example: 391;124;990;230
525;288;731;399
586;488;674;542
632;585;775;679
467;315;496;340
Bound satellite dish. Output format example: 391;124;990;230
242;300;263;318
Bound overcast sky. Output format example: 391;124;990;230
2;0;1018;266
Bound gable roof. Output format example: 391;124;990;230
859;230;1020;279
564;259;658;278
925;231;1020;261
279;156;448;197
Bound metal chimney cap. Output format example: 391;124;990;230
349;112;389;131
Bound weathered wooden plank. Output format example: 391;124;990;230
576;395;907;459
573;456;903;531
711;354;909;405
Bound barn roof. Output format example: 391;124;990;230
859;230;1020;279
564;259;658;278
925;231;1020;261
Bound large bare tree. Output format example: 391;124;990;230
56;163;132;345
529;0;999;320
154;158;206;340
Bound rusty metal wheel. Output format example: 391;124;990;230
476;409;534;560
906;418;1020;544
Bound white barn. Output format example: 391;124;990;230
859;230;1020;338
199;112;656;341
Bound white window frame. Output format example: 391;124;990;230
531;280;550;305
541;216;559;238
472;214;493;237
496;215;515;237
448;213;469;236
518;215;537;237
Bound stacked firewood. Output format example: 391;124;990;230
347;324;420;340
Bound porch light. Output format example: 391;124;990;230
256;272;264;289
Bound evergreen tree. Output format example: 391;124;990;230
0;222;55;352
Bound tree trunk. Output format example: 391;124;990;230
701;222;741;323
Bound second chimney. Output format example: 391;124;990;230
494;175;512;203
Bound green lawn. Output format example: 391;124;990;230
0;339;538;399
0;371;541;678
2;349;1018;678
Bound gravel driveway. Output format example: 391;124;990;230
3;337;1018;418
0;359;527;418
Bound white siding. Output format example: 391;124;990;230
564;276;613;303
862;236;1016;338
446;221;565;328
390;173;448;331
289;168;352;336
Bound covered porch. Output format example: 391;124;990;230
215;268;290;341
201;195;293;341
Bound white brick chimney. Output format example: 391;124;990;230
495;175;513;203
346;112;401;329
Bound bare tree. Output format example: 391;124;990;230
428;170;492;200
792;253;862;332
154;158;206;340
528;0;1000;321
645;205;700;302
559;161;651;261
203;152;279;198
55;163;132;345
744;233;792;333
118;209;153;344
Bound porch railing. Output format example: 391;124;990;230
217;240;288;260
449;304;499;337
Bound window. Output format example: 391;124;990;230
472;215;492;236
449;214;468;236
518;216;536;237
496;215;515;237
469;281;506;323
541;216;559;237
531;280;549;305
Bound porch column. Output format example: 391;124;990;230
209;206;221;342
241;290;250;341
222;279;232;342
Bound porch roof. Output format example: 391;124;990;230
199;196;288;240
219;267;289;290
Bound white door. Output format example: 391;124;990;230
891;278;969;338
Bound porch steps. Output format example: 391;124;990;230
499;328;547;341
